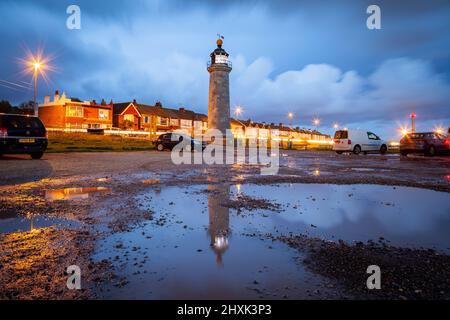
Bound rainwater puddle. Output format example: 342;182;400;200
0;209;80;234
93;183;449;299
45;187;111;201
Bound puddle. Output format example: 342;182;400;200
45;187;111;201
0;210;80;234
93;183;450;299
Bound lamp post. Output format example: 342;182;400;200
33;62;40;116
410;113;416;133
288;112;293;128
313;118;320;131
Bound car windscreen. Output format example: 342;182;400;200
0;115;44;130
334;130;348;139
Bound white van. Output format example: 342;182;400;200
333;129;388;155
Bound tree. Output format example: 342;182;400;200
0;100;12;113
15;101;35;115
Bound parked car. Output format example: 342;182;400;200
0;113;48;159
400;132;450;156
333;129;388;155
155;132;206;151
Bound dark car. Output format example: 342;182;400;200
400;132;449;156
0;114;48;159
155;133;206;151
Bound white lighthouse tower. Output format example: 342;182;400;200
207;36;232;133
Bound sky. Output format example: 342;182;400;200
0;0;449;139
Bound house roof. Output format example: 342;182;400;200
113;103;133;115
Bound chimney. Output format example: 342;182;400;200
279;122;283;127
101;99;106;105
179;107;185;112
133;99;137;104
155;101;162;108
54;90;59;102
92;100;97;105
44;96;50;104
109;99;113;106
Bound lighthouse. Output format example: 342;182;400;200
207;36;232;133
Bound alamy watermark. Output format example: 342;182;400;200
169;129;280;175
66;265;81;290
66;5;81;30
366;265;381;290
367;5;381;30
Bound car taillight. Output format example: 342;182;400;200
0;127;7;138
445;139;450;147
348;139;352;145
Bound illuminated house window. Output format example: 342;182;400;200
180;119;192;128
124;114;134;122
67;105;83;118
99;109;109;120
144;116;149;124
157;117;168;126
194;121;202;129
170;118;179;126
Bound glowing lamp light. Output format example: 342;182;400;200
435;127;443;135
409;113;417;119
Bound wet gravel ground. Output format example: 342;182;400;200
0;150;449;299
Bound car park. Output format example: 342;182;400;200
0;113;48;159
333;129;387;155
400;132;450;156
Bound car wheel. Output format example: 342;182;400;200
427;145;436;157
380;145;387;155
157;143;164;151
353;145;361;155
30;152;44;160
336;151;343;155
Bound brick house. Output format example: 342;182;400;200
39;91;113;129
112;100;208;135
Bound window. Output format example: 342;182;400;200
98;109;109;120
334;130;348;139
367;132;379;140
170;118;179;126
157;117;168;126
124;114;134;122
67;106;83;118
194;121;202;130
144;116;149;124
215;54;228;64
180;119;192;128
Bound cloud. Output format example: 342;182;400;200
231;56;450;127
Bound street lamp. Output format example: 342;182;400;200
313;118;320;131
333;123;339;130
33;62;42;116
18;48;56;117
288;112;293;128
409;113;416;133
235;105;243;118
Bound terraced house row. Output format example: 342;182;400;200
38;90;331;145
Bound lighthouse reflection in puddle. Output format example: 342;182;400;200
207;183;231;266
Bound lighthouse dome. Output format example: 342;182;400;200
209;38;230;66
